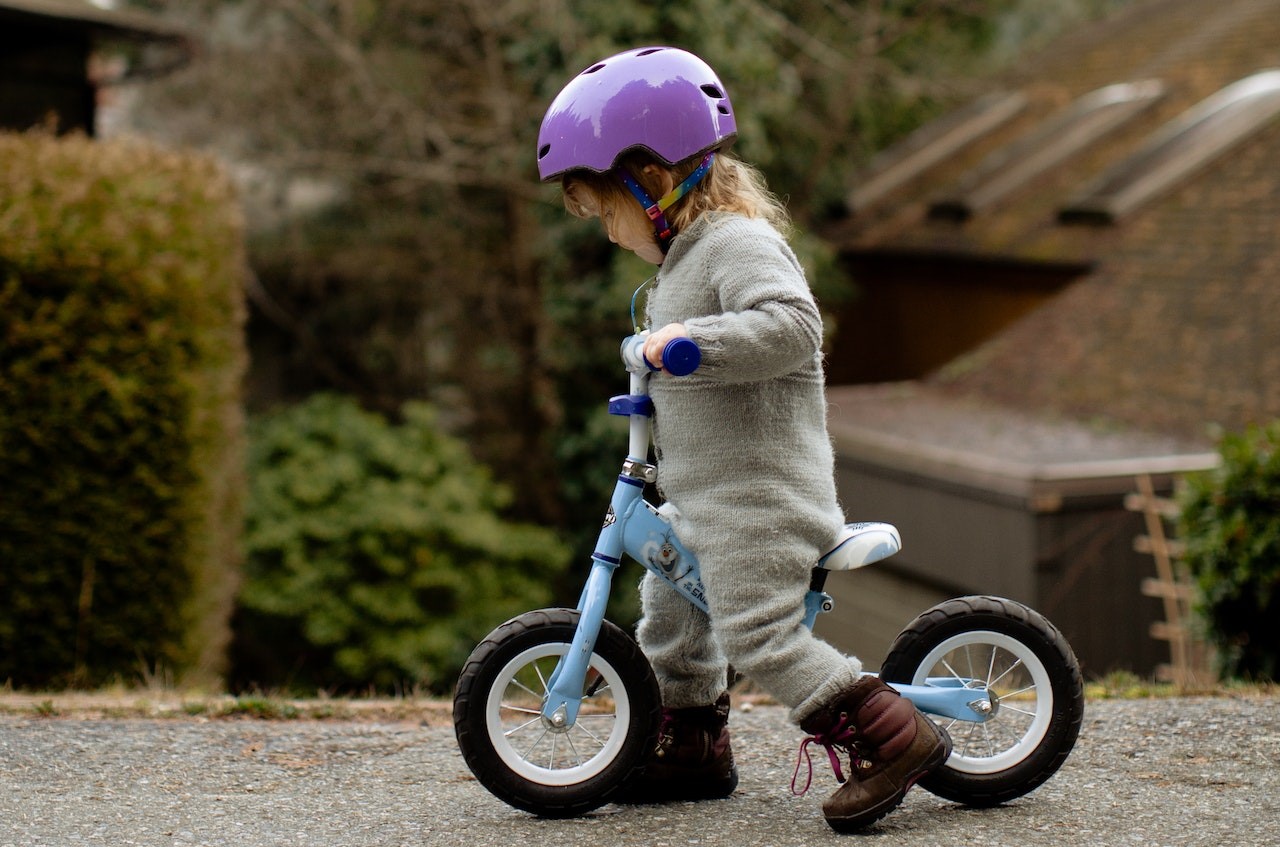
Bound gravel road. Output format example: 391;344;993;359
2;694;1277;847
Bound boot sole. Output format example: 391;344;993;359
824;723;953;833
613;766;739;805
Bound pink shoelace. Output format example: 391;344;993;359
790;713;860;796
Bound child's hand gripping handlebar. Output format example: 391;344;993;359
620;335;702;376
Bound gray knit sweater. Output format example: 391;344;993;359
646;210;845;585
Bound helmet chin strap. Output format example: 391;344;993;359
617;152;716;254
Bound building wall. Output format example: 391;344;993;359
1033;503;1167;676
820;456;1173;678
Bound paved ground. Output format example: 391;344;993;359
1;694;1277;847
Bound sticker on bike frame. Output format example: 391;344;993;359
642;531;692;582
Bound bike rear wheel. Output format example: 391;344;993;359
879;595;1084;806
453;608;660;817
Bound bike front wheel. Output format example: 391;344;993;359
453;608;660;817
879;595;1084;807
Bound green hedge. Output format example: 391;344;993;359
235;394;571;693
1179;424;1280;682
0;132;247;688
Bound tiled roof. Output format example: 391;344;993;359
828;0;1280;458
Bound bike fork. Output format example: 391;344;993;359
540;465;646;727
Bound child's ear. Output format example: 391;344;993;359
641;164;675;199
563;180;601;219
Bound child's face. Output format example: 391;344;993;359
568;181;665;265
602;200;665;265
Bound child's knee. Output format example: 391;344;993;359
714;614;796;673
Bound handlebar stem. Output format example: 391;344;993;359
627;370;651;462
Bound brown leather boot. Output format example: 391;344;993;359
617;692;738;803
795;677;951;832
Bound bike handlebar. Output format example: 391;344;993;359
620;335;702;376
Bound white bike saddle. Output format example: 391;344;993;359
817;522;901;571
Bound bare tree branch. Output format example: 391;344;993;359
276;0;463;165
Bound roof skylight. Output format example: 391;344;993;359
847;92;1027;215
929;81;1166;221
1060;69;1280;224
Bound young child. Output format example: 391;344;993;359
536;46;950;833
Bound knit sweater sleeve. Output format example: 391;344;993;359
680;218;824;383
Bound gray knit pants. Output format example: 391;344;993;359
635;513;862;725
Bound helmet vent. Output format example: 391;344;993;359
701;84;724;99
583;63;606;75
637;48;664;57
538;144;551;160
717;105;730;115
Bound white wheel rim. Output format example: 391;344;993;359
911;630;1053;774
485;643;630;786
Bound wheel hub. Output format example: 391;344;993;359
968;688;1000;719
542;702;572;732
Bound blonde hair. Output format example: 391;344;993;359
562;150;792;238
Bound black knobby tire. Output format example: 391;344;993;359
453;608;660;817
879;595;1084;807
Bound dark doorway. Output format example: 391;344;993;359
827;251;1089;384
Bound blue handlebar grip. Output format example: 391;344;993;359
662;337;702;376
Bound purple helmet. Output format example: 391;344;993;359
537;46;737;182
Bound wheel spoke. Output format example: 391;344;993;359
1000;704;1039;719
563;731;584;767
503;715;543;738
988;657;1024;690
940;658;967;685
533;659;550;696
499;703;542;717
519;727;551;762
959;716;981;758
1001;682;1038;699
573;718;610;748
980;716;996;758
510;677;543;701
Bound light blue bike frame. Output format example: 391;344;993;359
540;340;992;730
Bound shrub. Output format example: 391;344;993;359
0;132;247;688
235;393;570;692
1178;424;1280;681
